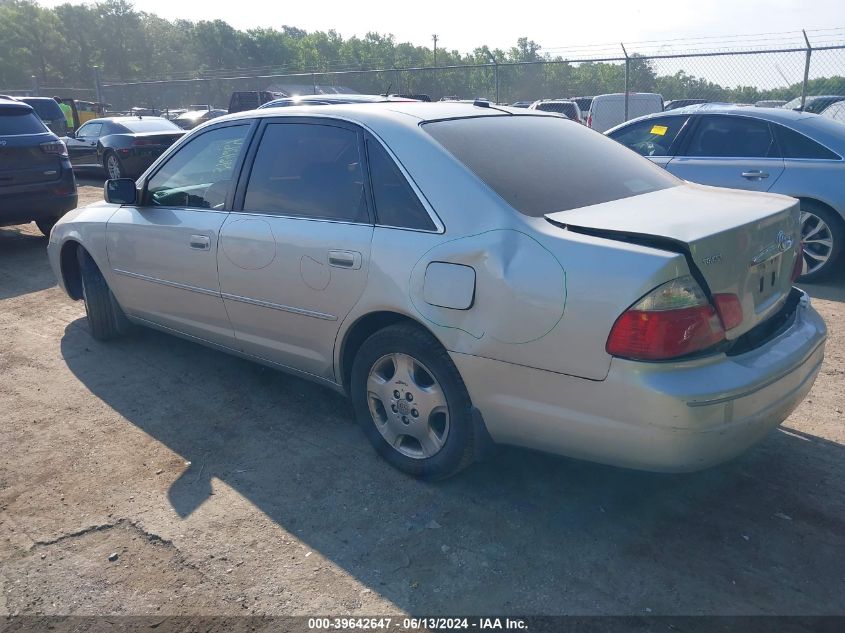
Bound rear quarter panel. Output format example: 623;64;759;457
771;160;845;220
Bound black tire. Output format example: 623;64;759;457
350;323;476;480
77;248;131;341
35;217;60;237
798;201;844;283
103;151;125;180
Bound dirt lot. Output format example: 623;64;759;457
1;179;844;617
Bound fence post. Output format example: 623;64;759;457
484;50;499;104
621;43;629;122
31;75;39;97
801;30;812;111
312;73;317;95
92;66;103;104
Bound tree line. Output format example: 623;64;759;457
1;0;843;107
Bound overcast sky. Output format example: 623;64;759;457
37;0;845;54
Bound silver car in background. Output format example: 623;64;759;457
47;103;826;479
607;104;845;281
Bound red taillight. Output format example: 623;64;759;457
40;140;68;158
606;276;725;361
712;293;743;330
791;241;804;282
587;114;593;128
133;138;157;146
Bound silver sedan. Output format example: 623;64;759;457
47;103;826;479
606;104;845;281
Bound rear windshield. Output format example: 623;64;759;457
0;110;48;135
537;102;577;117
21;99;63;120
119;118;181;133
423;115;678;216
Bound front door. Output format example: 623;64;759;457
105;122;252;347
218;119;374;380
666;114;785;192
66;121;102;169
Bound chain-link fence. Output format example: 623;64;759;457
8;30;845;117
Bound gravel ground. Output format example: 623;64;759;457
1;179;844;617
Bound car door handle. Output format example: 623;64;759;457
189;235;210;250
741;170;769;179
328;250;362;269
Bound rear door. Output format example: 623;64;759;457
667;114;785;191
105;121;253;347
218;118;374;380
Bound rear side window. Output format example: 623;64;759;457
22;99;63;120
773;124;840;160
423;115;678;217
147;124;248;209
243;123;368;222
536;102;577;119
608;116;688;156
0;110;47;135
685;116;777;158
367;139;435;230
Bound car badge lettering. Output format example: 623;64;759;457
751;231;795;265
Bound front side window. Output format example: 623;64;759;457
423;115;678;217
367;139;435;231
608;116;688;157
146;124;248;209
77;122;103;139
685;116;777;158
243;123;368;223
772;124;840;160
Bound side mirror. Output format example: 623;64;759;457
66;130;75;139
104;178;137;205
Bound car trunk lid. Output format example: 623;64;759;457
0;137;62;187
545;183;801;339
129;131;185;146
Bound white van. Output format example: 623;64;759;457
587;93;664;132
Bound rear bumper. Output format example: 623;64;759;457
453;289;826;472
0;181;78;226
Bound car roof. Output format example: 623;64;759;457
0;97;34;112
641;102;814;121
83;116;171;124
259;94;410;108
218;101;545;127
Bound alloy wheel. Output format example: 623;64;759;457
800;210;834;276
106;154;122;179
366;352;450;459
